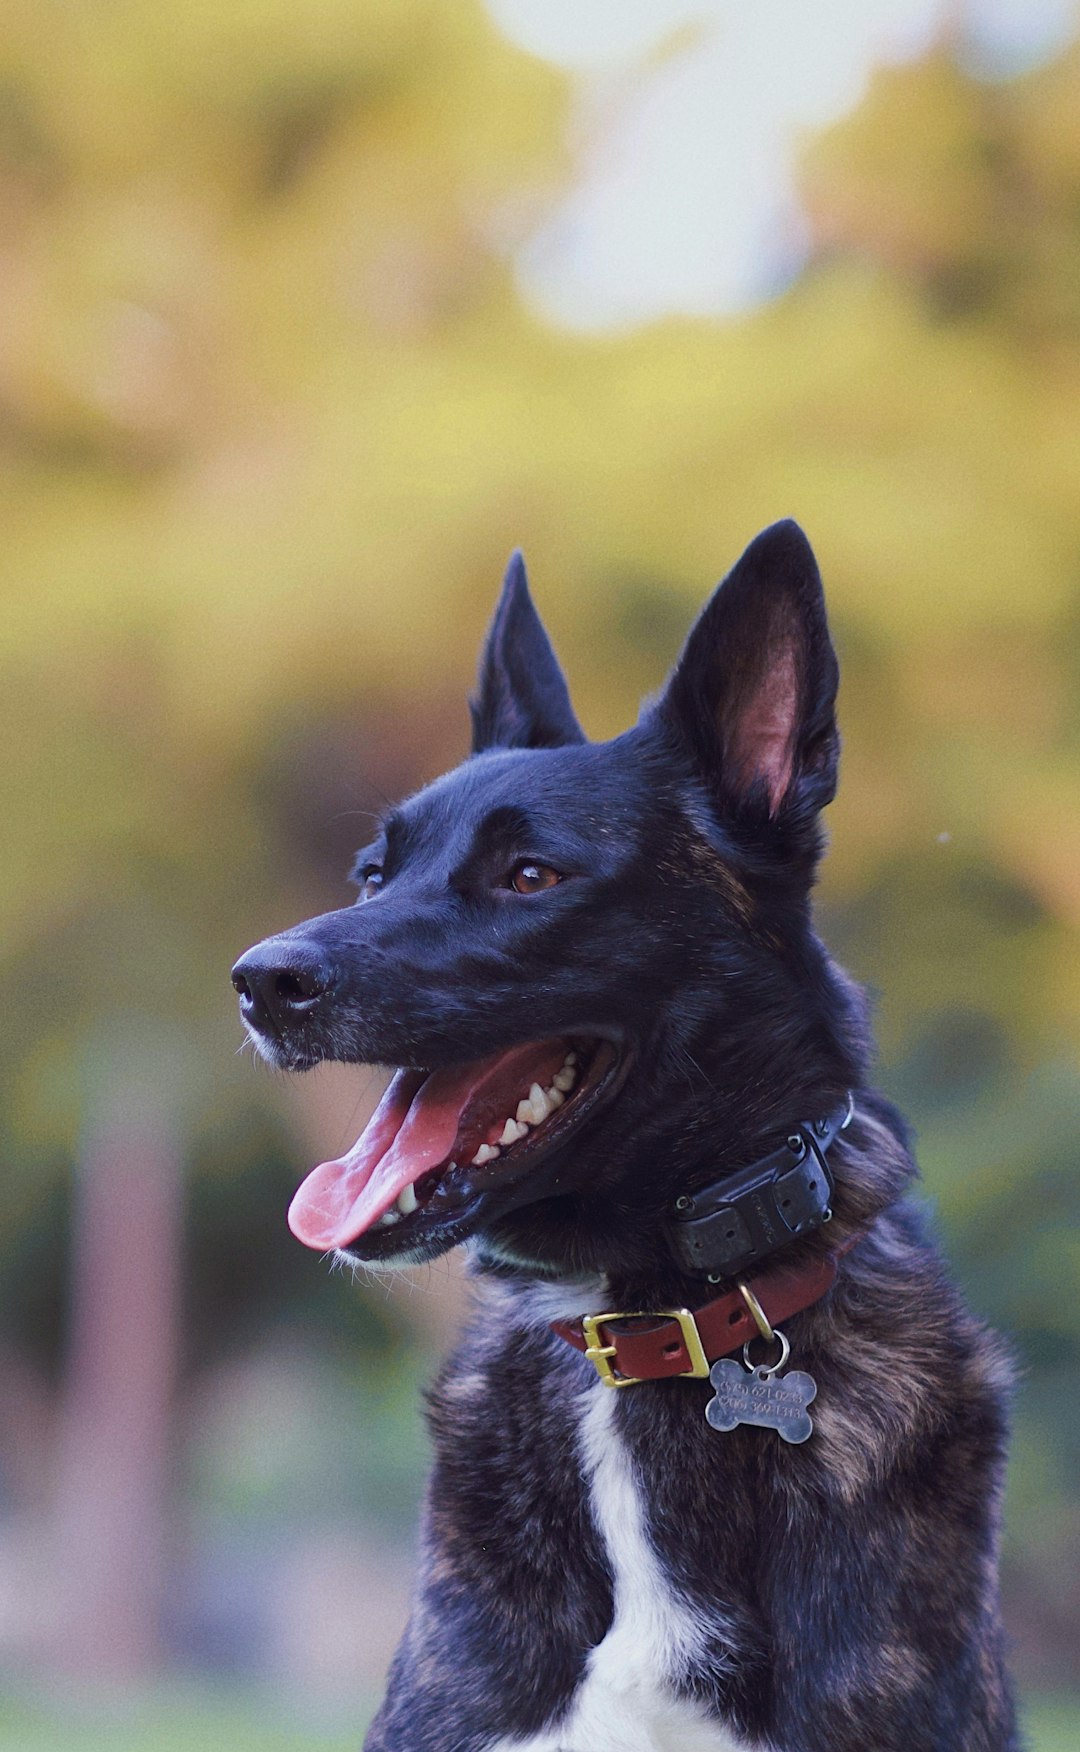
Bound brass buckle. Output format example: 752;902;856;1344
581;1307;711;1389
736;1279;775;1344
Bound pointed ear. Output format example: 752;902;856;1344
658;521;839;820
470;551;585;753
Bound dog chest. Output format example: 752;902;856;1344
489;1380;757;1752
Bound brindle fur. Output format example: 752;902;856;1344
233;523;1019;1750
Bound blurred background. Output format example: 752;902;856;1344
1;0;1078;1746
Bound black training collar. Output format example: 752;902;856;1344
666;1093;854;1280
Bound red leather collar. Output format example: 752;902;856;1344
551;1248;846;1387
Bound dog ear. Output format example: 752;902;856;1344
659;520;838;821
470;551;586;752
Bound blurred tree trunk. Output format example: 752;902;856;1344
48;1042;183;1679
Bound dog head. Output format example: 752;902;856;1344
232;520;861;1278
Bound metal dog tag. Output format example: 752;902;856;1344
705;1334;817;1444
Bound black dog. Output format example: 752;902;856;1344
232;522;1018;1751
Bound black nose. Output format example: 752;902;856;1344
231;938;334;1034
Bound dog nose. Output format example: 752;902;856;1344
231;939;334;1033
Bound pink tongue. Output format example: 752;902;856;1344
287;1041;567;1251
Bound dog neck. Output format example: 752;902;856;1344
472;1092;915;1312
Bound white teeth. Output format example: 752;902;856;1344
489;1057;585;1155
516;1083;551;1126
376;1208;401;1227
373;1052;589;1205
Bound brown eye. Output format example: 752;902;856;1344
360;869;384;901
509;862;562;895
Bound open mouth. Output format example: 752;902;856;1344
287;1035;622;1257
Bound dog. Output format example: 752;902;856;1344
232;521;1018;1751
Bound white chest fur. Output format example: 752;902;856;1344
490;1381;754;1752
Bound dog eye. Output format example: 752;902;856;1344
508;862;562;895
359;869;384;901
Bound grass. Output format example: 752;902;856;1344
0;1688;375;1751
1024;1696;1080;1752
0;1685;1075;1748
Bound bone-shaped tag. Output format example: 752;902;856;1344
705;1358;817;1444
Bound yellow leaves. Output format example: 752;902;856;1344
0;3;1078;1065
803;52;999;278
0;0;425;174
1005;40;1080;218
984;761;1080;932
0;196;223;459
802;38;1080;351
897;632;1067;744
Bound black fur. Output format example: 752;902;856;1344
233;523;1018;1750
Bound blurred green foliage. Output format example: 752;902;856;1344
0;0;1077;1708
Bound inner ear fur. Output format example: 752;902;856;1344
659;520;839;820
470;550;585;754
